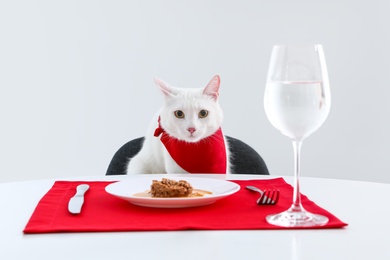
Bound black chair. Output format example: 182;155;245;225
106;136;269;175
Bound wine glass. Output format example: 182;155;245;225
264;44;331;227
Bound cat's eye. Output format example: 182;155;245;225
174;110;185;118
198;110;208;118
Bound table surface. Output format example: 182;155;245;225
1;174;389;260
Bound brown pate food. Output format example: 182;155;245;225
150;178;193;198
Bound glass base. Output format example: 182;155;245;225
266;207;329;227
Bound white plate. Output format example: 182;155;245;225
105;176;240;208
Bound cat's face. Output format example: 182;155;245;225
155;75;223;143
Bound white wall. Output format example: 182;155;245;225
1;0;389;183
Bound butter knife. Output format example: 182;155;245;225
68;184;89;214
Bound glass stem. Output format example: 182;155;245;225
291;140;303;212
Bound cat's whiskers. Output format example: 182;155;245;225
199;131;225;148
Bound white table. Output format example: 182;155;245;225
1;174;389;260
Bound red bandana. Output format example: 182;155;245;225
154;118;227;174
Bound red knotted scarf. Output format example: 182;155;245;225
154;117;227;174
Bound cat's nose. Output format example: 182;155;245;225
187;127;196;134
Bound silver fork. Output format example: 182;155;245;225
246;186;280;205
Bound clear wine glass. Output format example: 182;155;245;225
264;44;331;227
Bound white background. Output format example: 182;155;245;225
1;0;389;183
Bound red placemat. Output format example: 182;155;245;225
23;178;347;233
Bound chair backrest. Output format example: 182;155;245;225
106;136;269;175
225;136;269;175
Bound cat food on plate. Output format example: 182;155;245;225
150;178;193;198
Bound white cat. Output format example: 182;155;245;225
126;75;231;174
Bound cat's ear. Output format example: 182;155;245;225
203;75;220;101
154;77;177;98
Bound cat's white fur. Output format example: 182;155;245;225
126;75;231;174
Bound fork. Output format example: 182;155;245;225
246;186;280;205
